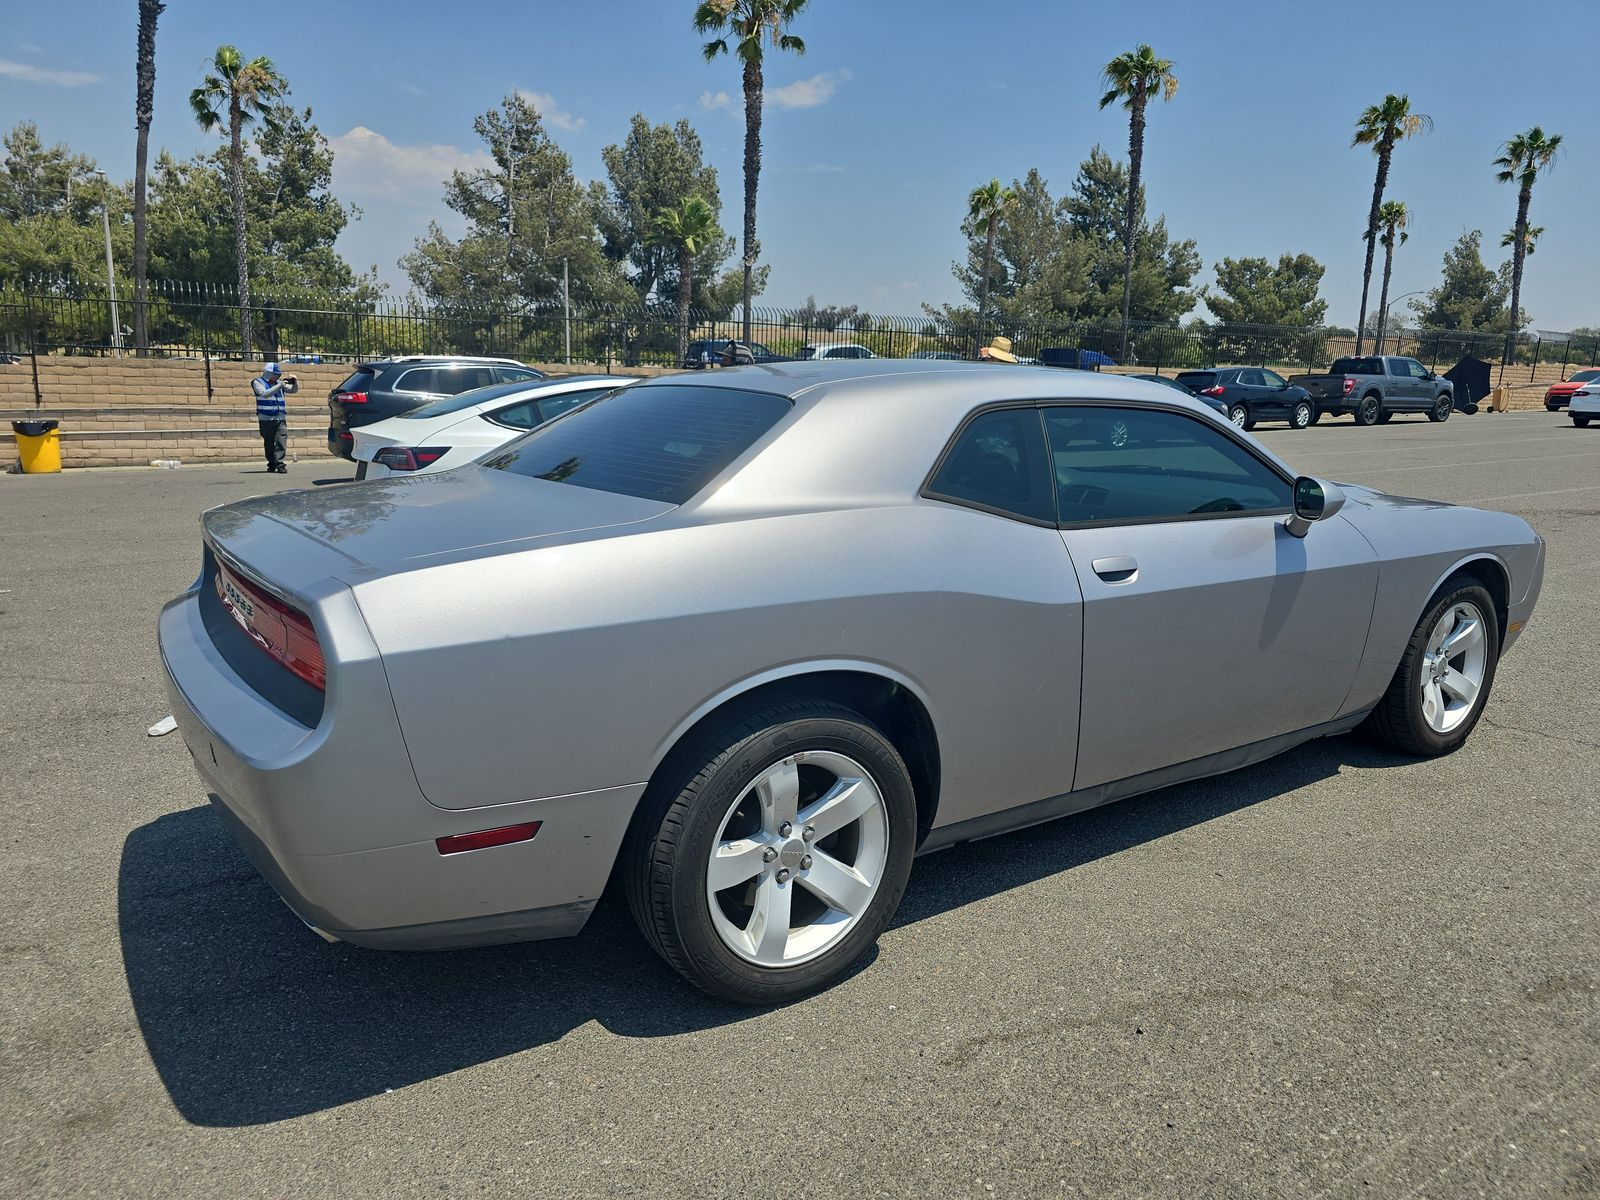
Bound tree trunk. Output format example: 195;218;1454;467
1119;91;1146;364
228;98;253;358
1375;233;1395;354
978;217;997;353
740;57;763;347
131;0;163;356
676;246;693;367
1504;182;1531;373
1354;139;1392;355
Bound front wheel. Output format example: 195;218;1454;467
1428;396;1453;422
1355;395;1382;426
623;701;918;1004
1364;580;1499;756
1290;399;1314;429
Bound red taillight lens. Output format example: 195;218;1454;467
213;558;326;690
436;822;542;855
1201;384;1225;397
335;390;368;404
1342;378;1356;395
374;446;448;472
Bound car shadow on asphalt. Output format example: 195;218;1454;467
119;733;1411;1128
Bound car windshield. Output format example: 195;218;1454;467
480;384;791;504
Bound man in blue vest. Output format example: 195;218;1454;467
251;362;299;473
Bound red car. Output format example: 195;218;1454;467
1545;368;1600;410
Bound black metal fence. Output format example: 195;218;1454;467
3;277;1595;380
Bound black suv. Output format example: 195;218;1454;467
326;357;543;460
1173;367;1317;431
682;339;791;369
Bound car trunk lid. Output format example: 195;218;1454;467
201;468;675;586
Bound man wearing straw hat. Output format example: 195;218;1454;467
979;335;1019;363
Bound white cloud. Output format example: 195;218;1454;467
700;89;733;112
809;163;845;173
19;42;44;56
328;126;491;201
397;80;426;97
0;58;99;86
516;89;586;133
766;68;851;110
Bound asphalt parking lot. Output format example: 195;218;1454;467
2;409;1596;1198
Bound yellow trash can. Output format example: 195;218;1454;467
12;419;62;473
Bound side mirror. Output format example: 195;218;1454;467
1285;476;1346;538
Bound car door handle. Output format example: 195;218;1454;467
1091;556;1138;583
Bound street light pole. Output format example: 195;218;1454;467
95;170;123;357
1376;289;1425;356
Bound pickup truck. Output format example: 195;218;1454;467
1288;355;1455;426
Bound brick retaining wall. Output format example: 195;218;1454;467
1;356;671;468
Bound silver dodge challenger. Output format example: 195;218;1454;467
159;361;1544;1003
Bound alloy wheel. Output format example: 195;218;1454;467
1229;405;1248;428
1418;601;1489;733
705;750;890;968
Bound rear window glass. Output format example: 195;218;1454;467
1331;357;1384;375
481;385;791;504
1175;372;1216;388
1570;370;1600;383
336;368;377;392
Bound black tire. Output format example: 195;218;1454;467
1355;394;1382;426
1364;579;1499;757
623;700;918;1004
1427;395;1453;422
1290;399;1314;430
1307;407;1322;425
1575;416;1591;428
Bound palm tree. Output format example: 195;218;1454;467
1501;224;1544;258
190;46;287;357
131;0;165;355
648;196;721;366
1373;200;1409;353
1494;127;1562;373
1352;95;1430;353
693;0;809;347
1098;44;1178;363
967;178;1017;350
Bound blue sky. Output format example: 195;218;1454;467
4;0;1596;329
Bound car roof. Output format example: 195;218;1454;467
449;374;631;406
643;361;1295;518
361;356;528;370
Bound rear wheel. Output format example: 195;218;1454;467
1355;394;1382;426
1290;399;1314;429
1227;403;1249;430
624;701;918;1004
1575;416;1592;428
1365;580;1499;756
1428;395;1453;422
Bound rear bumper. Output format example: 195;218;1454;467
157;584;642;950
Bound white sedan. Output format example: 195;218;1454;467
1570;381;1600;428
352;374;637;478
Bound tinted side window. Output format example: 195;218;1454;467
926;408;1054;523
1404;359;1429;379
1238;369;1263;386
489;400;543;430
1044;406;1290;525
498;367;542;383
434;366;497;394
395;368;440;394
1261;369;1287;387
537;388;609;422
481;385;790;504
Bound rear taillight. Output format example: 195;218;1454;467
334;390;368;405
373;446;448;472
213;559;326;690
1342;378;1356;396
1201;384;1225;397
